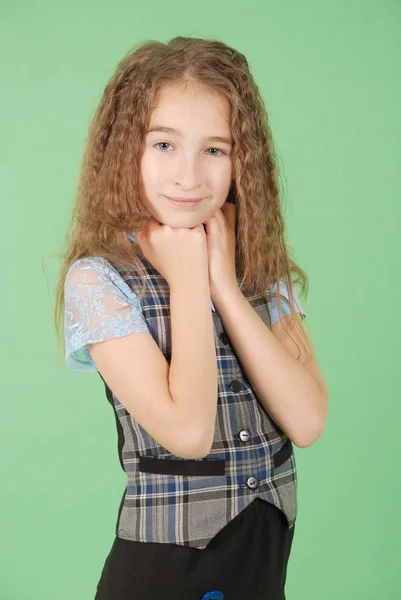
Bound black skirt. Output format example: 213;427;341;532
94;498;295;600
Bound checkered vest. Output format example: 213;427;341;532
98;256;297;549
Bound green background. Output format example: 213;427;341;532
1;0;400;598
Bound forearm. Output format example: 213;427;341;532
168;277;218;456
212;287;327;448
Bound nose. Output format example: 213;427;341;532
174;154;203;191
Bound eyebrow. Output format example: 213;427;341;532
146;125;233;146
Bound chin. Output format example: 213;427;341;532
161;211;205;225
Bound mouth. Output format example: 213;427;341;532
165;195;204;207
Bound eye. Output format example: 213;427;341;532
207;147;226;157
153;143;226;156
154;142;172;152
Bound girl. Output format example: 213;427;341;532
54;36;328;599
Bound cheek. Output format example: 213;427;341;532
214;168;233;194
214;160;233;185
141;154;163;188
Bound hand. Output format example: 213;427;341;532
136;217;209;289
203;201;239;302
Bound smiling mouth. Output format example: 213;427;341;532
166;196;204;207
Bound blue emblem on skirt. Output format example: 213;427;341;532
200;591;224;600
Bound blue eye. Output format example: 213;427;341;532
154;143;225;156
155;142;172;151
207;148;225;156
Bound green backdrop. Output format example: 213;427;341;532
1;0;400;598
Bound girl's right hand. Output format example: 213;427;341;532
135;217;209;288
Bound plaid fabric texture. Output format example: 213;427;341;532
99;257;297;549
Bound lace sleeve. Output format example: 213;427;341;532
64;257;151;372
268;278;307;326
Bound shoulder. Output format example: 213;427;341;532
64;257;141;306
65;257;109;291
65;256;119;285
267;277;307;326
64;257;149;372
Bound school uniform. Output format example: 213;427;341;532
64;231;307;599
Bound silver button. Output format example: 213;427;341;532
239;429;250;442
246;476;259;490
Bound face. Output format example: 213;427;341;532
140;82;233;227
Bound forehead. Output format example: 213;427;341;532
149;82;231;131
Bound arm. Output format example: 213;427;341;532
168;276;218;458
67;259;218;460
87;277;218;459
211;287;328;448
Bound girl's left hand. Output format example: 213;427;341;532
203;201;239;301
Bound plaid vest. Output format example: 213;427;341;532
98;256;297;549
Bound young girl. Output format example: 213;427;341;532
55;36;328;600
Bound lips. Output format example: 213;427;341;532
166;196;203;207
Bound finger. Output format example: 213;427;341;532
209;210;223;233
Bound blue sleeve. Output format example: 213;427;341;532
64;257;151;372
268;278;307;327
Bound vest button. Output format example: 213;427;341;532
229;380;242;393
246;476;259;490
239;429;250;442
219;331;229;345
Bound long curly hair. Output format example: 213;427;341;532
52;35;313;365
